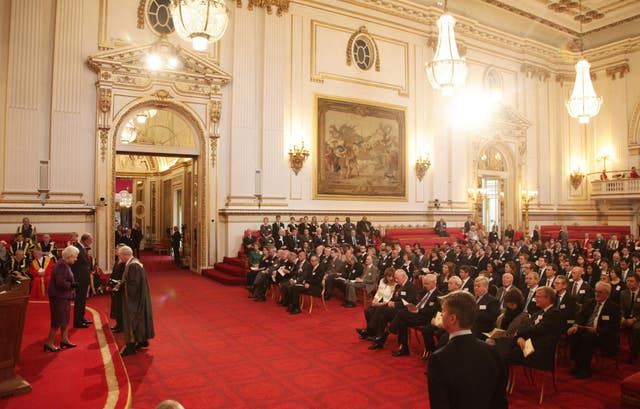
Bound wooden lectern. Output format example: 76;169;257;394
0;275;32;398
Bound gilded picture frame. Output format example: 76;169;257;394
315;96;406;200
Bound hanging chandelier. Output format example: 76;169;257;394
170;0;229;51
425;1;467;96
117;190;133;208
565;1;602;124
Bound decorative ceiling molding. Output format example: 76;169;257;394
520;63;550;82
236;0;291;16
605;62;630;80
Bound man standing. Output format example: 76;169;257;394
72;233;93;328
131;223;143;259
427;291;508;409
171;226;181;266
117;246;155;356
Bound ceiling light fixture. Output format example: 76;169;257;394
170;0;229;51
566;0;602;124
425;0;468;96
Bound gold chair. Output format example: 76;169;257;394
508;341;560;405
300;279;328;314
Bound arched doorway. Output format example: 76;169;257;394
88;42;230;272
473;144;514;233
111;103;204;272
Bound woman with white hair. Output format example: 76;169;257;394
44;245;80;352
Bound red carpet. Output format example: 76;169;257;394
2;302;130;409
4;251;639;408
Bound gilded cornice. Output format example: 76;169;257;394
520;63;550;82
324;0;640;68
237;0;291;16
606;63;630;80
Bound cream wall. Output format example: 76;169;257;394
0;0;638;266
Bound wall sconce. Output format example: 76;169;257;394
433;198;441;209
288;141;310;175
415;156;431;181
569;169;585;190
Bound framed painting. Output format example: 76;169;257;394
315;96;406;200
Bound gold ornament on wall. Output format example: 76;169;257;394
415;156;431;181
99;88;112;113
346;26;380;72
569;169;585;190
236;0;290;16
288;141;309;175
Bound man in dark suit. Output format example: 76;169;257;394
342;217;355;242
459;265;474;293
567;281;621;378
288;254;324;314
72;233;93;328
473;276;500;339
368;270;417;349
522;271;542;315
495;272;515;310
427;291;508;409
620;273;640;363
279;250;310;309
553;275;578;332
271;215;285;239
356;216;372;236
284;228;301;252
171;226;182;265
387;274;440;356
568;266;593;309
512;286;563;371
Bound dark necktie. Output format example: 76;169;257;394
417;291;431;309
572;283;578;297
587;302;602;328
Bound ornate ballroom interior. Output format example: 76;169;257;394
0;0;639;270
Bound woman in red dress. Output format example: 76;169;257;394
44;245;79;352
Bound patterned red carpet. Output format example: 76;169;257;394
5;252;639;408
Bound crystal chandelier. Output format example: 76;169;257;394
565;1;602;124
425;1;467;96
170;0;229;51
117;190;133;208
120;122;138;144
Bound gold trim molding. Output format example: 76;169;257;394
520;63;550;82
346;26;380;72
606;63;630;80
236;0;291;16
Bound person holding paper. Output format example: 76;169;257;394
567;281;621;378
367;269;417;350
427;291;508;409
356;268;398;340
620;273;640;363
512;286;562;370
386;274;440;357
486;288;530;361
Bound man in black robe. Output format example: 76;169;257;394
117;245;155;356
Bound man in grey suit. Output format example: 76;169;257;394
344;255;378;307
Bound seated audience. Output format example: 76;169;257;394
17;217;37;243
343;254;377;308
434;218;448;237
287;254;324;314
486;288;529;361
567;281;621;379
37;233;57;259
496;272;515;310
472;276;500;340
522;271;541;315
553;275;578;331
356;268;397;340
511;286;562;371
367;270;417;350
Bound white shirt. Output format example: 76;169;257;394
449;329;473;340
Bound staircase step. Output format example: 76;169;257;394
222;256;246;267
203;269;246;286
213;262;246;277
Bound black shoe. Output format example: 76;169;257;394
60;341;77;349
83;320;93;325
44;344;60;353
373;332;388;346
74;323;90;329
368;342;383;350
248;294;256;298
254;296;266;302
290;308;302;314
343;302;356;308
392;348;410;357
135;341;149;350
120;345;136;356
366;336;377;342
356;328;368;338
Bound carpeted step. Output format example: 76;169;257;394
222;256;246;267
202;269;246;286
214;262;246;277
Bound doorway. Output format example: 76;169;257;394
115;154;198;270
476;145;509;232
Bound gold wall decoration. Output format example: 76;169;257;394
346;26;381;72
289;142;310;175
606;63;630;80
520;63;550;82
137;0;146;29
415;157;430;182
569;169;585;190
99;88;112;113
99;129;109;162
236;0;290;16
210;135;220;167
315;96;406;200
